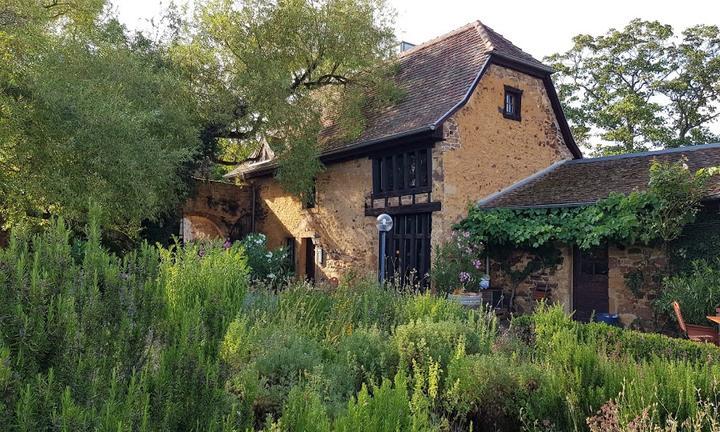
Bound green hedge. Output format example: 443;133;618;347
511;309;720;363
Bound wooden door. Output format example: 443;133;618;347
573;244;609;322
384;213;431;287
304;238;315;282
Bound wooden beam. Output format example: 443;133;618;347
364;201;441;216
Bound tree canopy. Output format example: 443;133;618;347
546;19;720;155
172;0;398;202
1;0;398;240
1;1;201;239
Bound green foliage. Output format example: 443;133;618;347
431;230;485;295
334;372;435;432
277;386;331;432
326;278;400;334
445;353;546;430
460;160;714;254
176;0;399;199
461;191;658;251
275;139;325;204
546;19;720;153
623;268;646;298
396;291;469;323
512;305;720;430
394;315;496;372
254;329;325;413
1;3;200;236
336;327;398;392
584;321;720;363
3;220;720;431
648;159;719;242
240;233;293;286
0;217;248;430
529;305;720;363
2;0;400;234
658;260;720;326
669;210;720;273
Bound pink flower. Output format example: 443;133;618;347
473;259;482;269
459;272;471;283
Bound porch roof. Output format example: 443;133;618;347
478;143;720;209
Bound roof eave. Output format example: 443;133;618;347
228;125;441;179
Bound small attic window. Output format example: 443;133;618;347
503;86;522;121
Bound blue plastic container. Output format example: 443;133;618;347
595;313;620;326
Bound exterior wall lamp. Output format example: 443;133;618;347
376;213;393;284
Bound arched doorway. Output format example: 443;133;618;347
182;215;225;241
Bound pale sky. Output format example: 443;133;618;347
113;0;720;58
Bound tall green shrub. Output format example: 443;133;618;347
657;260;720;325
0;218;249;431
334;372;434;432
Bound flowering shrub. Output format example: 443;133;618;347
240;233;293;286
431;230;486;296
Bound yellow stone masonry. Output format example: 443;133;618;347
243;65;573;283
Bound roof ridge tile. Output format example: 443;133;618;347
398;20;484;58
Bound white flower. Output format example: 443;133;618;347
265;252;272;258
268;273;276;279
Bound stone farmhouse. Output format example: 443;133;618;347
182;21;720;326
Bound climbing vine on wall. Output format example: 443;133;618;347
458;159;717;251
459;191;658;250
454;159;717;310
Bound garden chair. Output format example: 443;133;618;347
672;301;719;345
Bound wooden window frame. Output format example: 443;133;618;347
371;147;432;198
503;85;523;121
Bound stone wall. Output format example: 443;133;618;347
608;244;665;329
253;158;377;283
431;64;574;245
487;246;573;314
489;243;665;327
182;181;255;241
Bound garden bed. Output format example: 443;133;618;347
2;222;719;431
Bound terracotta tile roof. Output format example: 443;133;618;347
478;143;720;209
321;21;551;152
227;21;561;178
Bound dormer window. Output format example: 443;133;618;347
503;86;522;121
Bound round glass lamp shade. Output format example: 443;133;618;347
376;214;394;232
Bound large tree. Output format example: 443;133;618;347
1;0;398;240
170;0;398;201
1;1;201;239
547;19;720;155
